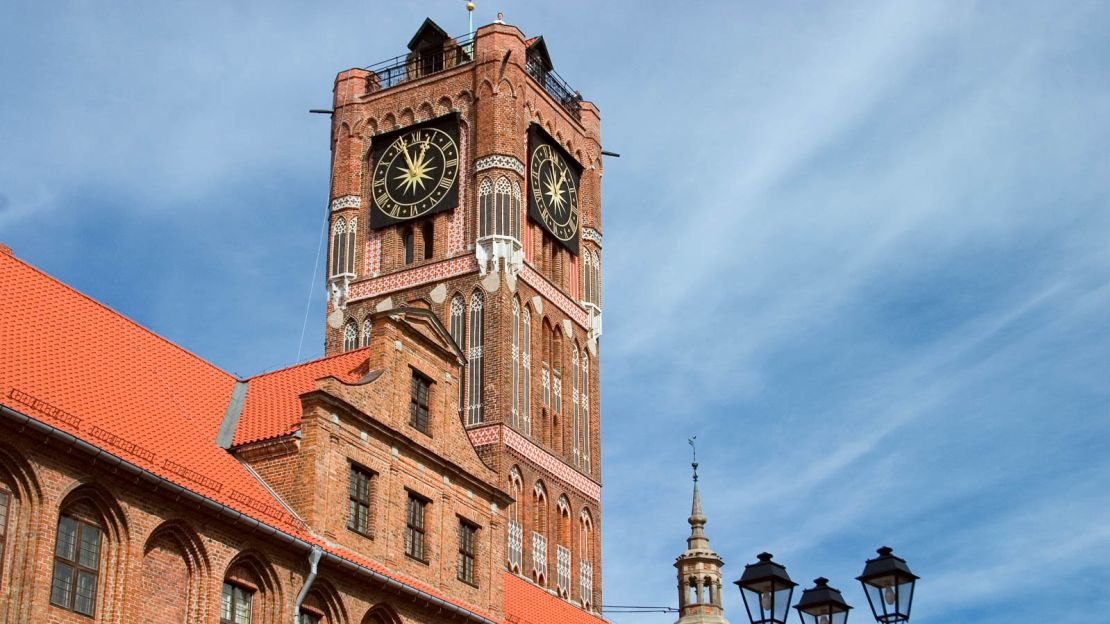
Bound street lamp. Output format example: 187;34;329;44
735;552;797;624
856;547;918;623
795;577;852;624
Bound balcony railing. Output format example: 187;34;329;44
507;520;523;572
364;32;476;92
525;58;583;120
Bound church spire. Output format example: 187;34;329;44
674;438;729;623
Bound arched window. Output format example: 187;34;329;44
402;227;414;265
343;321;358;352
541;320;552;408
346;218;357;274
478;177;493;237
581;351;590;471
421;221;434;260
511;180;522;240
571;344;580;465
506;467;523;572
555;496;571;597
592;251;601;307
521;305;532;436
450;295;465;416
579;509;594;609
331;218;347;277
222;551;281;624
466;291;484;425
51;511;102;616
361;318;372;348
531;481;548;585
494;177;511;236
511;298;520;428
553;330;563;415
582;252;592;305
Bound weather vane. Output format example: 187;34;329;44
688;436;698;482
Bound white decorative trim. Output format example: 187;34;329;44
347;255;477;302
582;227;602;247
330;195;361;211
465;424;601;501
519;265;590;329
475;154;525;176
476;235;524;278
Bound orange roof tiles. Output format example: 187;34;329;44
233;348;372;446
503;573;609;624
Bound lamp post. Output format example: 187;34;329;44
795;577;851;624
856;547;918;624
735;553;797;624
734;549;917;624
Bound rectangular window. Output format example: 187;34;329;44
347;464;374;537
409;371;431;434
220;581;253;624
0;489;9;586
50;514;101;616
457;519;478;586
404;493;428;562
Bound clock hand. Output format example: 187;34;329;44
399;137;416;171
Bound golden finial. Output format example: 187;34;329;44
466;1;474;11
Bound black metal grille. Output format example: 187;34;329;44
364;33;476;91
525;58;583;120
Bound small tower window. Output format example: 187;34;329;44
403;227;414;265
422;221;434;260
361;318;372;347
343;321;358;352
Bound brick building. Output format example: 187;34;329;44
0;16;606;624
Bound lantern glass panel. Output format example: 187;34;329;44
861;575;915;622
740;582;793;624
797;608;849;624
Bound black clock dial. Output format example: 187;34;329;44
372;126;459;221
529;143;579;242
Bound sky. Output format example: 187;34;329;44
2;1;1109;622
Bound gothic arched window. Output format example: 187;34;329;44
511;297;520;428
450;295;465;416
346;217;357;274
579;508;594;609
581;351;590;471
343;320;358;352
466;291;484;425
495;177;511;237
478;177;493;237
361;318;372;348
331;218;347;277
511;180;522;240
521;305;532;436
571;344;580;465
507;467;523;572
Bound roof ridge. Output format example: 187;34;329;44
0;253;235;382
241;344;373;381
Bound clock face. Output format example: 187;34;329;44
371;125;459;222
529;143;579;243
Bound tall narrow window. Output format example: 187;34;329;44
422;221;434;260
348;464;374;537
331;218;347;277
221;581;253;624
507;468;523;572
403;227;414;265
409;371;431;434
478;177;493;237
555;496;572;597
494;177;511;235
571;345;580;465
581;352;591;471
553;331;563;415
521;305;532;436
343;320;358;352
51;514;101;616
511;180;522;240
361;318;372;348
467;291;484;425
580;509;594;609
531;482;548;585
541;321;552;407
457;519;478;586
511;298;520;428
405;493;428;562
592;251;601;307
346;218;357;274
450;295;465;416
0;489;10;587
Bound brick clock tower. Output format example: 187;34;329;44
322;17;604;613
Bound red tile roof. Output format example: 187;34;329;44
0;252;500;622
503;573;609;624
233;348;372;446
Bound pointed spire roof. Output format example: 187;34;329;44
686;459;711;551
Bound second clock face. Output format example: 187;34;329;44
529;143;579;243
372;124;459;222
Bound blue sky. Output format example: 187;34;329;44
2;2;1108;622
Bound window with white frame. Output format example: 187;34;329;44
361;318;372;348
511;298;520;428
450;295;465;417
581;352;590;471
521;305;532;436
343;320;358;352
571;345;580;465
330;217;356;277
507;468;523;572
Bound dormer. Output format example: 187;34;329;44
406;18;453;79
525;36;554;86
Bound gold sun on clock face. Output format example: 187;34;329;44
529;143;579;242
372;126;459;221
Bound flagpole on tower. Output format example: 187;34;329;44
466;2;475;56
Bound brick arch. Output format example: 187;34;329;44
136;519;211;623
398;107;415;126
54;481;130;622
436;95;453;115
416;101;434;122
0;443;42;623
301;577;348;624
222;549;283;624
382;112;397;129
477;79;495;100
361;603;401;624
